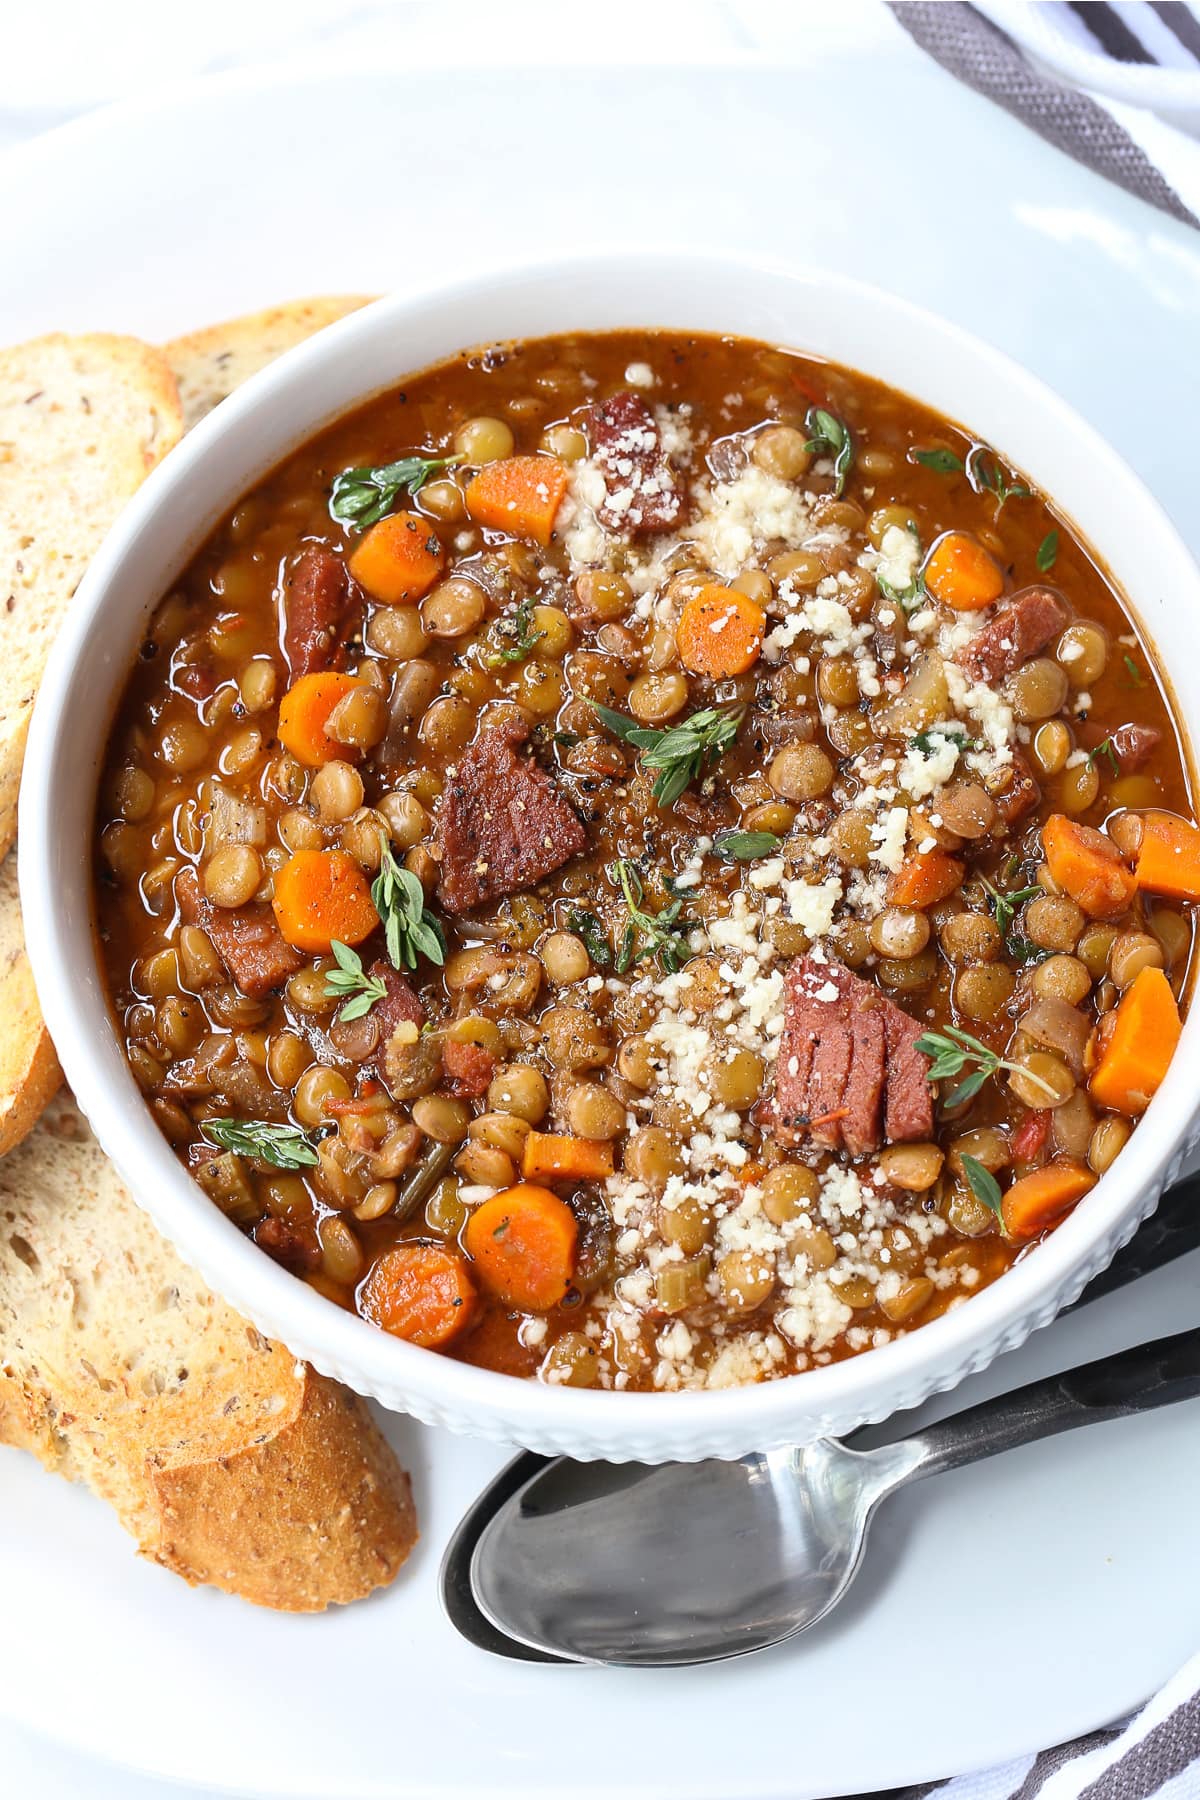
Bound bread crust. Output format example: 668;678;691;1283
165;296;372;429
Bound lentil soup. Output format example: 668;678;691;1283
94;330;1195;1393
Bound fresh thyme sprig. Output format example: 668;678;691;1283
324;940;390;1021
1087;736;1120;777
978;872;1042;944
484;595;545;668
607;860;695;975
200;1118;322;1170
592;703;742;809
566;907;611;966
960;1153;1005;1226
329;453;462;529
915;1025;1059;1109
372;832;446;971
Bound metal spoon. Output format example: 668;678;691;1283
441;1175;1200;1665
460;1324;1200;1666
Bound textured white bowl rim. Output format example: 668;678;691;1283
19;248;1200;1462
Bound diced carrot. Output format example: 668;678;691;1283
1001;1159;1096;1241
463;1183;578;1312
676;585;766;678
359;1243;479;1348
348;509;445;603
464;455;569;546
886;849;964;908
277;670;365;767
923;532;1004;611
522;1132;615;1184
271;848;379;953
1089;965;1181;1116
1135;811;1200;902
1042;815;1136;919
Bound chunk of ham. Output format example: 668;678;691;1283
1110;723;1161;772
176;867;302;998
765;954;933;1154
956;587;1069;685
435;714;587;915
588;390;684;536
282;544;349;678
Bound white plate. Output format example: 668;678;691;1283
3;45;1200;1799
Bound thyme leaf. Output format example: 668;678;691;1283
803;406;854;497
199;1118;321;1170
566;906;611;967
324;939;390;1021
712;830;782;861
592;703;742;809
607;859;695;975
329;453;462;530
484;594;545;668
961;1153;1005;1225
1036;530;1059;573
372;832;446;972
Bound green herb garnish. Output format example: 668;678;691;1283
553;730;580;750
1087;736;1120;777
965;444;1030;512
876;522;927;613
712;829;782;861
566;907;611;967
979;873;1041;944
592;703;742;809
909;724;977;756
329;454;462;530
372;832;446;971
608;859;695;975
915;1025;1059;1109
484;595;545;668
200;1118;321;1170
324;939;390;1021
1036;530;1059;573
1123;654;1144;687
961;1153;1005;1225
804;406;854;497
913;447;964;474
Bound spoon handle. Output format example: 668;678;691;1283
903;1324;1200;1483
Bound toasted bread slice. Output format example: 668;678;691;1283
0;1094;417;1609
0;848;60;1155
166;296;372;430
0;334;183;862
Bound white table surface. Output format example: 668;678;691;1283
1;3;1184;1794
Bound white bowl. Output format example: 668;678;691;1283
20;251;1200;1462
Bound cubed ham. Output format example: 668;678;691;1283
176;867;303;998
254;1216;321;1272
442;1038;497;1099
282;544;349;677
436;714;587;915
957;587;1069;684
588;390;684;536
1110;723;1161;772
766;954;932;1154
989;748;1041;829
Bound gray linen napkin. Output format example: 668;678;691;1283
890;1;1200;225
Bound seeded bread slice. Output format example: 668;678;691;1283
165;296;372;430
0;1094;418;1609
0;334;183;861
0;848;60;1156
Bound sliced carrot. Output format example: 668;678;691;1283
463;1183;578;1312
886;848;964;908
271;848;379;953
359;1243;479;1349
1042;815;1136;919
464;455;569;546
1135;811;1200;902
923;532;1004;611
277;671;365;767
1089;965;1181;1116
522;1132;615;1184
348;509;445;603
676;585;766;678
1001;1159;1096;1241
